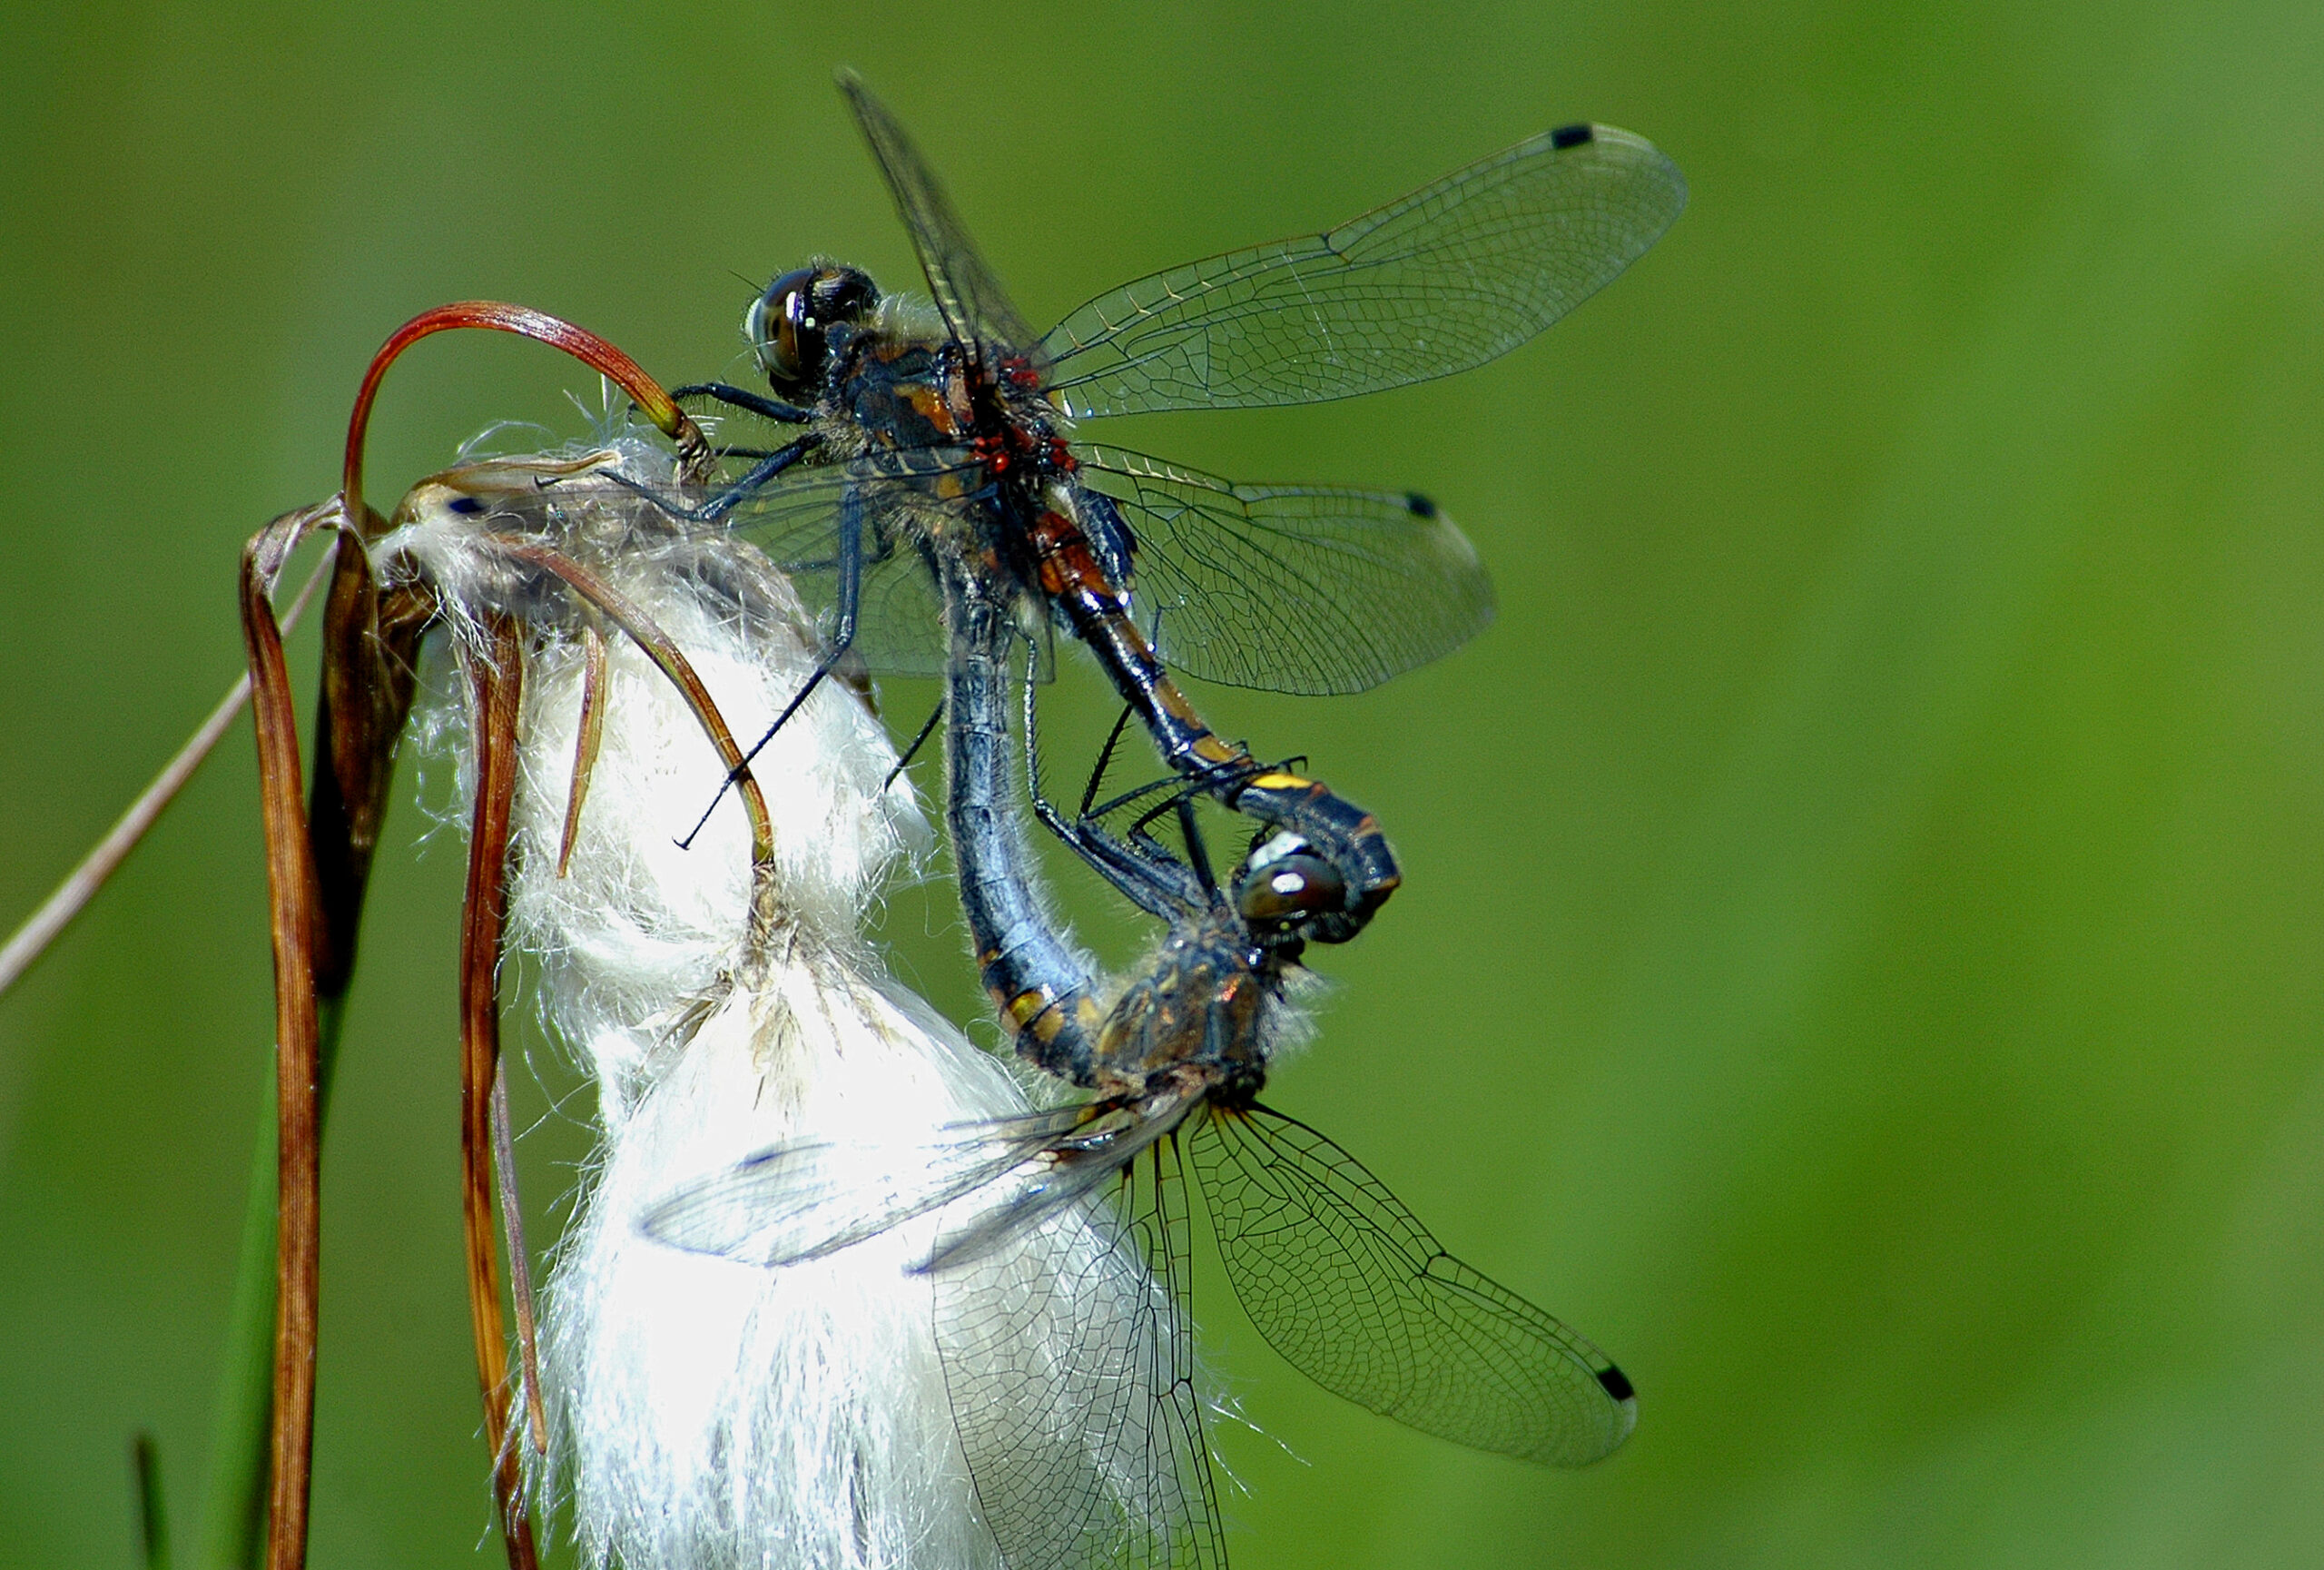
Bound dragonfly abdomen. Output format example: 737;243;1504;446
940;550;1105;1086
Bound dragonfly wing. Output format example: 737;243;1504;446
1043;123;1684;418
922;1095;1188;1273
720;448;980;680
936;1131;1225;1570
841;535;951;681
638;1111;1077;1268
1189;1102;1638;1466
1076;445;1494;695
838;72;1045;365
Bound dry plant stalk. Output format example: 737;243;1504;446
228;305;716;1570
235;499;340;1570
457;612;539;1570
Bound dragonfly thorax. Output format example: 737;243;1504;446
822;334;967;455
1091;909;1278;1105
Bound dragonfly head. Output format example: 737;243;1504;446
748;263;880;394
1233;832;1344;955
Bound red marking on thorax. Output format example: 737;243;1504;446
972;432;1013;475
958;357;1070;480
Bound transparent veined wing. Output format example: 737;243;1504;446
714;444;980;681
636;1108;1081;1268
1042;123;1685;418
640;1099;1189;1276
919;1097;1196;1273
936;1132;1225;1570
1188;1102;1638;1467
839;71;1047;367
1074;445;1495;696
643;1106;1227;1569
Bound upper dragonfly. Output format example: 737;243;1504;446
665;72;1685;943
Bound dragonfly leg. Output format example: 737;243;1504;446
1078;703;1138;820
1088;755;1263;826
1064;696;1259;894
676;487;863;848
1019;647;1202;921
1066;700;1265;829
669;381;813;425
614;432;821;524
1174;796;1218;902
1017;640;1085;852
882;697;945;790
746;484;862;761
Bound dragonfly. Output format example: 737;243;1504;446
643;609;1637;1570
655;71;1686;950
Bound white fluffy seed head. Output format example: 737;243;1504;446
376;441;925;1000
384;437;1173;1570
542;964;1029;1570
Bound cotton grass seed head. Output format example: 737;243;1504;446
381;437;1157;1570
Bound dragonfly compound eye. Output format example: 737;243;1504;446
1236;849;1347;932
749;265;878;390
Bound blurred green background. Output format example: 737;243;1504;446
5;2;2323;1566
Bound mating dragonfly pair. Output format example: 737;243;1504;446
633;72;1684;1570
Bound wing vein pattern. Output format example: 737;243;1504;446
1043;125;1686;417
1075;446;1494;695
1189;1104;1635;1466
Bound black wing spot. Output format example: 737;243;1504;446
1551;123;1595;150
448;495;485;515
1596;1364;1636;1402
1403;492;1438;518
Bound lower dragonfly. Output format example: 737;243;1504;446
645;73;1684;952
644;568;1635;1569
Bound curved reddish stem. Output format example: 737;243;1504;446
342;301;711;522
